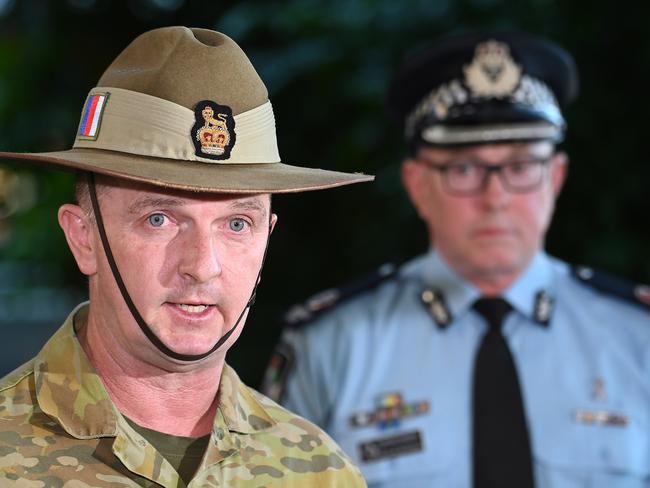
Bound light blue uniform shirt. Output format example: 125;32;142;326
276;251;650;487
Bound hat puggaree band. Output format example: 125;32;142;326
74;88;280;165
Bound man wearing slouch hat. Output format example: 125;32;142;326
0;27;371;487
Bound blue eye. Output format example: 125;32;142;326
148;214;166;227
229;218;247;232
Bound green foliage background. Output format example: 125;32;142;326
0;0;648;384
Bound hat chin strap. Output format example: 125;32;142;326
87;173;271;362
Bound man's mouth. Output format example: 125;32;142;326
176;303;211;314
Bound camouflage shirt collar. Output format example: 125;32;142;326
199;365;278;471
33;302;119;439
216;364;277;434
33;303;276;440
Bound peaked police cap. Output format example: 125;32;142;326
388;31;579;149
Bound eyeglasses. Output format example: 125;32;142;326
418;157;553;196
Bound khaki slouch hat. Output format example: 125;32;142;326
0;26;372;193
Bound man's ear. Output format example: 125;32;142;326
58;204;98;276
269;213;278;234
550;151;569;197
401;159;432;221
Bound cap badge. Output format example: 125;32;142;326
77;92;109;141
464;40;522;98
192;100;236;160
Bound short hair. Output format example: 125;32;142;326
74;172;273;222
74;172;110;221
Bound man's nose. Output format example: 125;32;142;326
177;227;222;283
481;169;511;207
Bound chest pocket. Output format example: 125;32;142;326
533;408;650;487
333;418;455;486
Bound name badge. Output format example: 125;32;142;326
359;431;423;462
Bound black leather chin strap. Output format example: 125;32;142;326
87;173;271;362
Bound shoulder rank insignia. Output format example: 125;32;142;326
192;100;236;160
283;263;397;326
572;265;650;310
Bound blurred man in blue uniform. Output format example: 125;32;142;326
262;32;650;487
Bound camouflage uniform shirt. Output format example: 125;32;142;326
0;304;366;487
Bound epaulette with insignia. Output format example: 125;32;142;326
261;263;398;402
572;265;650;310
283;263;398;326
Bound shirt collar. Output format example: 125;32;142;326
34;302;119;439
216;363;277;434
34;303;276;440
415;250;556;329
503;252;555;326
197;363;278;471
414;250;481;327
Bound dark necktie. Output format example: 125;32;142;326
472;297;535;488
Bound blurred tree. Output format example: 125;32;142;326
0;0;648;384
